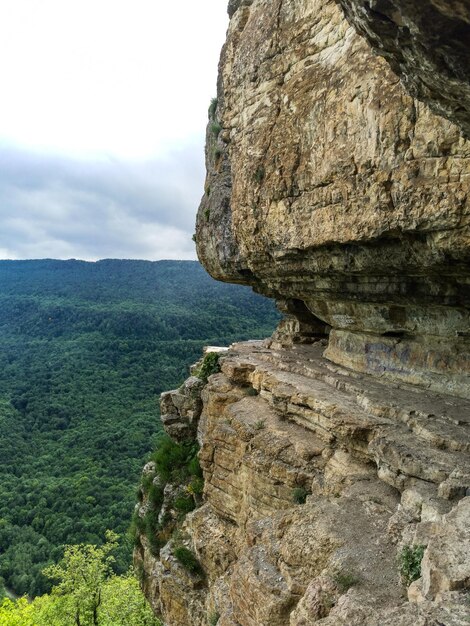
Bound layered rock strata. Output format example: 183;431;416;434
196;0;470;398
137;0;470;623
137;342;470;625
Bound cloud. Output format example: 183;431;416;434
0;143;205;260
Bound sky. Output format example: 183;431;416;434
0;0;229;260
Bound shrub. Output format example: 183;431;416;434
151;436;196;483
196;352;221;382
188;454;203;478
292;487;308;504
399;545;426;586
254;419;265;430
174;546;203;576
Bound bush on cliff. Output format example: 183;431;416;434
195;352;221;383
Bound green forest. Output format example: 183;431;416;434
0;259;279;599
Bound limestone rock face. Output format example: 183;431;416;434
137;343;470;625
138;1;470;623
335;0;470;137
196;0;470;397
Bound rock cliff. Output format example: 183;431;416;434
136;1;470;624
136;344;470;625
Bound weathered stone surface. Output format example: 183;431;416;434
335;0;470;137
160;375;204;441
196;0;470;397
138;1;470;623
421;496;470;599
138;343;470;625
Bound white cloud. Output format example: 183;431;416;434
0;145;203;260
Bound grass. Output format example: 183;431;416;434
208;611;220;625
399;545;426;586
210;121;222;138
208;97;218;119
174;546;204;576
254;419;265;430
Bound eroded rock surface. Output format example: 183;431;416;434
335;0;470;137
137;343;470;625
137;1;470;623
196;0;470;397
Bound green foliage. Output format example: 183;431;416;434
0;259;280;597
189;477;204;497
210;121;222;137
173;495;196;515
208;611;220;625
292;487;308;505
399;545;426;586
192;233;197;243
333;571;360;593
134;437;203;554
196;352;221;382
151;437;199;484
0;534;160;626
173;546;203;576
245;387;258;396
204;208;211;221
208;97;218;119
254;419;265;430
147;483;164;509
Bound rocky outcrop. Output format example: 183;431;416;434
137;1;470;623
196;0;470;398
335;0;470;138
137;342;470;625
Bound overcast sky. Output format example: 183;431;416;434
0;0;228;260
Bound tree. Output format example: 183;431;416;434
43;530;119;626
0;533;160;626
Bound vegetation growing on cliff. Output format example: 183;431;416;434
0;259;280;597
399;545;426;586
133;435;203;556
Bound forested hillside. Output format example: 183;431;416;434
0;259;280;598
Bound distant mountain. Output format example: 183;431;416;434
0;259;280;597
